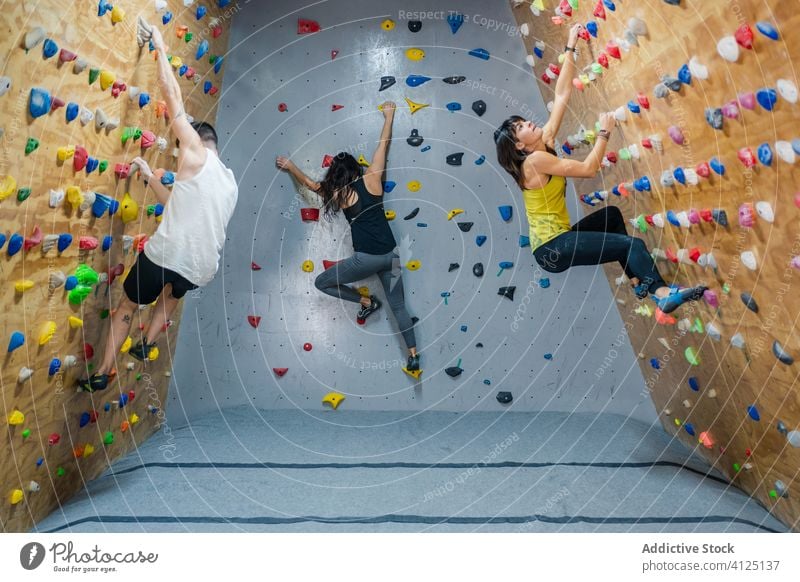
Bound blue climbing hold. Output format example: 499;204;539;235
650;358;660;370
611;185;621;196
102;235;113;251
7;233;23;256
0;233;6;250
79;412;91;428
756;21;779;41
406;75;431;87
483;379;491;385
139;93;150;108
476;235;487;247
758;142;773;166
66;102;79;123
677;64;692;85
86;157;99;174
179;64;188;77
57;233;73;253
64;275;78;291
421;145;431;152
792;139;800;156
383;181;396;193
42;38;58;59
416;223;427;227
627;100;641;114
29;87;52;119
98;0;112;16
519;235;530;247
214;55;224;74
469;48;490;60
533;46;544;58
603;0;616;10
154;204;164;217
446;102;462;112
8;331;25;353
448;12;464;34
539;278;550;288
218;0;231;7
36;457;44;467
475;155;485;165
684;423;695;436
666;210;680;227
562;144;572;155
688;377;699;391
709;157;725;176
92;193;112;217
757;87;777;111
747;404;760;421
586;21;598;37
160;171;175;186
673;167;686;185
460;325;468;332
162;11;173;25
49;358;61;376
119;393;129;407
634;176;651;192
108;198;120;215
498;205;512;221
196;5;207;19
204;81;213;94
196;39;209;60
544;353;553;360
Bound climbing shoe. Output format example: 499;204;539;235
357;296;382;322
633;283;650;299
407;354;420;371
78;373;109;393
129;339;156;362
654;285;708;314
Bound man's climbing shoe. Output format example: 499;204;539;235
356;296;381;324
78;373;109;393
129;339;155;361
633;282;650;299
654;285;708;314
407;353;420;371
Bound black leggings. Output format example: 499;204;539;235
532;206;667;295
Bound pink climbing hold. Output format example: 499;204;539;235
59;49;77;63
140;130;156;149
111;81;127;98
247;315;261;328
251;262;262;270
298;18;321;34
50;96;65;112
331;49;339;59
79;236;99;250
322;154;333;167
738;92;756;110
331;104;344;111
303;342;313;351
735;24;754;49
668;125;685;145
115;163;131;178
107;263;124;285
738;147;757;168
704;290;719;308
278;103;287;112
273;367;288;377
24;225;42;251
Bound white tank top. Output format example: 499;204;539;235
144;148;238;286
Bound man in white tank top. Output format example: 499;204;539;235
79;26;238;393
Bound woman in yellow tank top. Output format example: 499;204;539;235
493;24;706;314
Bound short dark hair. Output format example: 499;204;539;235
191;121;218;146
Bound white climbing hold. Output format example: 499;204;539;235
155;0;168;11
0;77;11;97
106;116;120;131
707;389;717;399
95;107;109;130
684;168;699;185
658;338;670;349
613;106;626;121
156;136;168;152
756;201;775;222
682;399;692;408
80;107;94;126
677;212;691;228
49;270;66;289
688;56;709;80
741;250;757;271
651;248;667;260
49;188;65;207
18;367;34;383
777;79;798;104
520;23;529;37
63;355;78;368
127;362;136;370
42;234;59;254
649;134;663;153
628;144;640;160
706;323;721;341
525;54;535;67
128;86;140;100
183;0;195;6
676;249;692;264
79;190;96;213
706;253;718;270
628;17;648;36
787;431;800;448
652;214;665;228
717;36;739;62
24;27;46;50
730;333;746;349
677;319;691;332
122;235;134;253
776;141;796;164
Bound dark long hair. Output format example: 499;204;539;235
494;115;527;187
318;152;363;220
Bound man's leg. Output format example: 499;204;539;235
144;284;181;345
97;294;139;375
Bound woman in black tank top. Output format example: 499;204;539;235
276;102;421;375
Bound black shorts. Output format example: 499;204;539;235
123;251;198;305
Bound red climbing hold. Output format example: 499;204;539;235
209;86;219;96
247;315;261;328
322;154;333;167
699;208;713;222
107;263;124;285
696;162;711;178
79;236;98;250
24;225;42;251
273;367;288;377
73;145;88;171
298;18;321;34
212;25;222;38
331;49;339;59
59;49;77;63
331;104;344;111
645;215;655;226
303;342;313;351
278;103;287;112
738;147;757;168
735;24;754;49
251;262;262;270
50;96;65;112
578;28;590;41
689;248;701;263
642;138;653;149
111;81;127;98
637;92;650;110
606;42;621;59
548;63;561;76
665;248;678;263
540;72;551;84
301;208;320;221
593;0;606;20
323;259;341;270
115;163;131;179
84;343;94;359
597;53;609;68
558;0;573;17
606;151;618;164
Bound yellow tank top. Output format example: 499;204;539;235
522;174;571;251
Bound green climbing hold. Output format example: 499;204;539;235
22;429;31;439
635;214;648;233
56;467;65;477
89;68;100;84
121;127;142;145
75;264;99;286
185;32;193;43
68;285;92;304
692;318;704;333
103;431;114;445
685;347;700;365
769;489;778;499
618;148;631;160
25;137;39;155
733;463;741;472
100;309;109;319
98;160;108;174
136;373;142;381
147;204;156;216
17;187;32;202
591;63;603;75
722;282;730;294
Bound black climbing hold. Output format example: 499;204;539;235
411;316;419;325
472;100;487;117
498;286;516;301
496;391;513;404
740;292;758;313
661;75;682;92
712;209;728;227
446;152;464;166
457;222;473;232
473;262;484;277
475;342;483;348
773;340;794;365
406;129;423;147
408;20;422;32
379;76;396;91
404;207;420;220
448;262;460;272
705;107;723;130
663;0;681;5
445;366;463;377
443;75;466;84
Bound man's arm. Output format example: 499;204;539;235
132;157;170;205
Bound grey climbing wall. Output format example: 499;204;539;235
166;0;654;425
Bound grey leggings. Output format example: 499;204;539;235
314;250;417;349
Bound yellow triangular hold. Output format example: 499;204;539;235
0;175;17;200
110;5;125;24
8;410;25;425
38;321;56;346
322;391;346;410
405;97;429;114
148;346;159;361
357;154;370;167
402;367;423;380
447;208;464;220
66;185;83;209
82;443;95;457
68;316;84;329
130;413;140;425
532;0;546;11
120;336;132;353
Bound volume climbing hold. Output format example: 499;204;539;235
498;286;516;301
443;76;466;85
322;392;346;410
469;48;490;60
406;75;431;87
298;18;321;34
476;235;487;247
406;129;423;147
405;48;425;61
498;205;512;221
379;76;396;91
408;20;421;32
405;98;429;114
446;152;464;166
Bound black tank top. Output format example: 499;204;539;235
342;177;397;255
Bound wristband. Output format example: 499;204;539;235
597;130;611;140
564;46;577;53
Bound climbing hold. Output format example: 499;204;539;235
443;76;466;85
476;235;487;247
379;76;395;91
498;205;512;221
24;137;40;155
497;261;513;276
381;18;395;31
684;347;700;366
7;331;25;353
57;233;72;253
402;367;422;380
756;21;779;41
406;75;431;87
457;222;473;232
29;87;51;118
420;146;431;152
406;260;421;271
735;24;754;49
446;152;464;166
777;79;798;104
120;192;139;223
498;286;516;301
42;38;58;59
757;87;777;111
756;201;774;222
247;315;262;328
405;48;425;61
7;233;23;256
747;405;760;421
406;129;423;147
709;157;725;176
356;154;370;167
446;102;462;112
407;180;421;192
469;48;490;60
717;36;739;62
449;263;460;272
272;367;288;377
448;12;464;34
405;97;429;114
385;210;396;220
668;126;685;145
408;20;421;32
383;181;396;193
301;208;320;221
776;141;796;164
741;292;758;313
705;108;723;130
471;100;487;116
772;341;793;365
302;260;314;273
297;18;321;34
322;392;346;410
404;208;419;220
472;263;484;277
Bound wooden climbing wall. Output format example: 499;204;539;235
0;0;231;532
513;0;800;531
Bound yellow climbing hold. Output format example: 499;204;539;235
584;130;596;144
120;336;132;353
68;316;83;329
14;280;35;293
685;347;700;366
357;154;370;167
405;48;425;61
170;56;183;69
82;443;95;457
385;210;396;220
99;70;116;91
406;259;421;271
447;208;464;220
302;260;314;273
120;192;139;223
405;97;429;114
0;175;17;200
674;418;682;427
381;19;395;31
9;489;24;505
635;303;653;317
57;146;75;162
8;410;25;426
130;413;140;425
402;367;423;380
110;6;125;24
322;391;346;410
579;73;590;85
148;346;159;361
357;286;370;298
407;180;421;192
38;321;56;346
66;185;84;209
